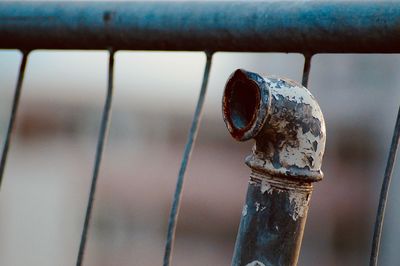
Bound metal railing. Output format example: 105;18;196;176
0;1;399;266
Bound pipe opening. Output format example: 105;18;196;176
223;69;266;141
229;80;259;129
225;72;260;134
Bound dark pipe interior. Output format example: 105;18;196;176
228;79;259;130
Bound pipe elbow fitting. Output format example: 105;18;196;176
222;69;326;182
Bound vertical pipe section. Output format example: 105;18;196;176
222;69;326;266
76;49;115;266
0;50;29;190
163;52;213;266
370;106;400;266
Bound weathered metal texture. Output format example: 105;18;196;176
222;69;326;266
232;174;312;266
1;1;400;53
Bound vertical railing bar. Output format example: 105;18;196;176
369;106;400;266
0;50;29;190
302;53;313;87
163;51;213;266
76;48;115;266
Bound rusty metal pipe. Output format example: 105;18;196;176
222;69;326;266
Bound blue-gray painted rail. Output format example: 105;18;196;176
1;1;400;53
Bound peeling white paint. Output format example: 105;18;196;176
242;204;248;217
280;145;308;169
246;260;266;266
268;76;323;119
288;190;310;221
262;75;326;175
249;179;258;186
261;179;272;194
255;202;260;212
280;128;324;169
249;149;314;181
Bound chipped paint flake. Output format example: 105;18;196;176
246;260;266;266
268;76;322;118
261;179;272;194
255;202;260;211
280;129;324;169
288;190;310;221
242;204;248;217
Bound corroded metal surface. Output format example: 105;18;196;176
223;69;326;266
223;69;326;182
233;175;312;266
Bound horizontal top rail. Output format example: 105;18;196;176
1;1;400;53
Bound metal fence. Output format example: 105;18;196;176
0;1;399;266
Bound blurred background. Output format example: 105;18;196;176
0;50;399;266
